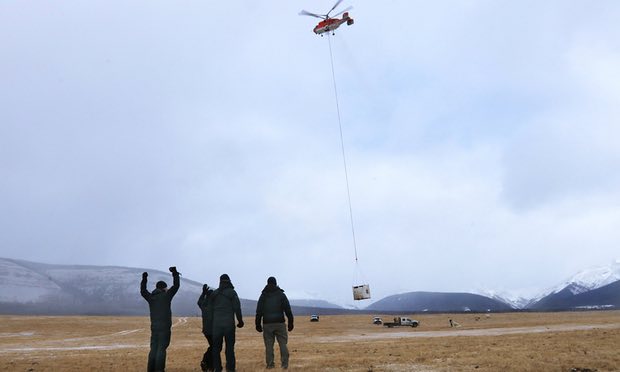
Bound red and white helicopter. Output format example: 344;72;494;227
299;0;354;36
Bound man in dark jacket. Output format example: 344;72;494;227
197;284;214;371
208;274;244;372
255;276;294;369
140;266;181;372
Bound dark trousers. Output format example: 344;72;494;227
212;327;236;372
201;333;214;371
147;329;171;372
262;322;289;368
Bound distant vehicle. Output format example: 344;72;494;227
372;317;383;325
383;317;419;328
310;315;320;322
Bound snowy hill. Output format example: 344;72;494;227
476;290;535;309
529;280;620;310
527;260;620;310
0;257;207;315
548;260;620;296
1;258;64;303
475;260;620;310
0;258;343;316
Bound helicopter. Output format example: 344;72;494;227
299;0;354;36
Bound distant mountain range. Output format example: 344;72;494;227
0;257;352;316
288;299;342;309
526;260;620;311
366;292;513;313
1;257;618;315
528;278;620;311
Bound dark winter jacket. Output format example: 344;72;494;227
197;288;214;335
255;284;294;326
141;272;180;331
208;281;243;331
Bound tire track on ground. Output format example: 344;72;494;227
172;317;188;328
62;329;143;342
1;317;191;353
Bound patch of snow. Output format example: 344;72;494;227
0;331;35;338
574;304;615;310
475;289;533;309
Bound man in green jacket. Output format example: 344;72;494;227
141;266;180;372
255;276;294;369
208;274;244;372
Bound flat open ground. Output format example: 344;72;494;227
1;311;619;371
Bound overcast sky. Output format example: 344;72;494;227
1;1;619;306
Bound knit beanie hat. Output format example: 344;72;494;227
156;281;167;289
220;274;230;282
267;276;277;285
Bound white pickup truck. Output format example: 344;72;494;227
383;316;420;328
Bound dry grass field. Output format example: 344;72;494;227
1;311;619;371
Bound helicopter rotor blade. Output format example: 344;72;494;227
331;5;353;18
326;0;344;17
299;9;325;19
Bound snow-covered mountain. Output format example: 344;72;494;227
477;290;533;310
527;260;620;310
475;260;620;310
548;260;620;296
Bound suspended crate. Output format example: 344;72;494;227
352;284;371;300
